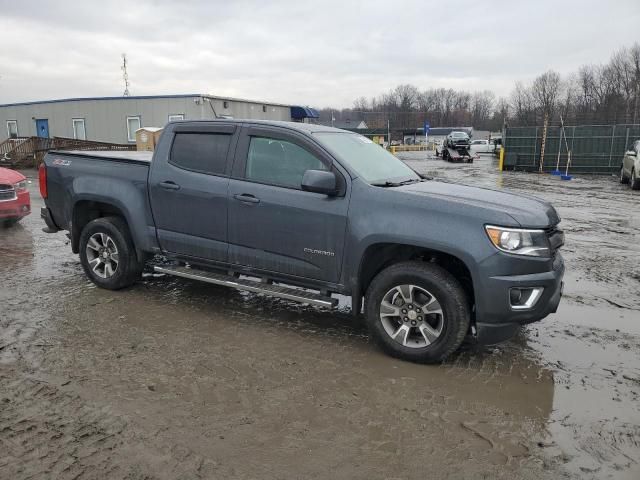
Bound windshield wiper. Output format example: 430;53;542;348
371;178;422;187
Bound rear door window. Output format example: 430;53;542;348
245;137;326;189
170;133;231;175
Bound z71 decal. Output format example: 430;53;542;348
52;158;72;166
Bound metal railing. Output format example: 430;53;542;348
0;137;136;168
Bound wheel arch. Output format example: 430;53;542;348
71;199;142;260
353;242;476;318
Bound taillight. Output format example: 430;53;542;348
39;163;47;199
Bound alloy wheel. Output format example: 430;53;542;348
379;284;444;348
85;232;119;278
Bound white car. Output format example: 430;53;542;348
469;139;493;154
620;140;640;190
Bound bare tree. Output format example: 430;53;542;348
327;42;640;132
510;82;534;125
353;96;369;111
628;43;640;123
531;70;563;122
471;90;495;128
394;84;419;111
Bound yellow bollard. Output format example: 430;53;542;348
391;146;396;155
498;147;505;171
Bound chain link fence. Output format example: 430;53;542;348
503;124;640;174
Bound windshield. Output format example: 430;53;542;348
452;132;468;137
313;132;419;184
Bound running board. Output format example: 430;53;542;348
154;265;338;308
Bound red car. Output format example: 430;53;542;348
0;167;31;226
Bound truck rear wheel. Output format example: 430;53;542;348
364;261;470;363
79;216;142;290
620;165;629;184
631;169;640;190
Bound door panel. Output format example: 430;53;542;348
148;126;237;262
150;167;230;260
227;128;349;283
228;179;348;282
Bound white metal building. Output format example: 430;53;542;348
0;94;317;144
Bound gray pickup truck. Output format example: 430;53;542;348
40;120;565;363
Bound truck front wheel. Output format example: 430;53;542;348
364;261;470;363
79;216;142;290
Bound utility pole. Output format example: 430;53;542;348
387;118;390;147
121;54;130;97
633;79;639;125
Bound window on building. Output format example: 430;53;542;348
262;105;267;113
126;116;141;142
6;121;18;139
223;101;229;109
168;114;184;122
72;118;86;140
169;133;231;175
245;137;326;189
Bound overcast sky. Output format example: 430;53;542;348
1;0;638;108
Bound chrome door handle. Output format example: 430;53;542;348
233;193;260;204
159;181;180;190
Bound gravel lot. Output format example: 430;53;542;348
1;155;639;479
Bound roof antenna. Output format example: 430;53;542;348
121;53;130;97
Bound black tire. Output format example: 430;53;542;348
79;216;143;290
631;169;640;190
620;165;629;184
364;261;470;364
2;218;19;228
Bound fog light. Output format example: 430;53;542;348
510;288;523;305
510;287;543;310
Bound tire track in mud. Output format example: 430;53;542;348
0;374;221;480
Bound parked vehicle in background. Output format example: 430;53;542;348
0;167;31;227
469;139;493;154
620;140;640;190
441;132;473;162
39;120;565;363
444;131;471;149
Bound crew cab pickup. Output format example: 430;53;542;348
40;120;565;363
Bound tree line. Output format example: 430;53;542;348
317;43;640;131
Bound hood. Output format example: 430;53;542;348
398;180;560;228
0;167;26;185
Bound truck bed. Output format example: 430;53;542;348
50;150;153;164
43;148;157;255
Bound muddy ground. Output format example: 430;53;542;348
1;154;639;479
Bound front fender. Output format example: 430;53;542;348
348;233;483;294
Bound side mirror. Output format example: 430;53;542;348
301;170;337;196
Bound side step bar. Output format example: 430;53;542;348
154;265;337;308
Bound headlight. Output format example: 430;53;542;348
14;180;28;192
485;225;550;257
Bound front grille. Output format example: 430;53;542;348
0;184;16;202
